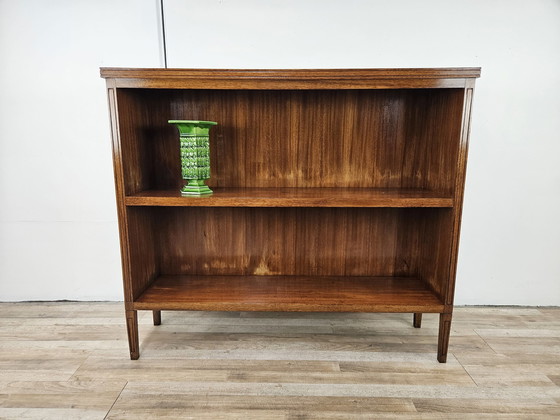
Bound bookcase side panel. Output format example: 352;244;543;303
107;85;134;303
394;208;453;301
126;207;159;300
445;85;476;307
401;89;465;193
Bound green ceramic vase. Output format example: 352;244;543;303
168;120;218;195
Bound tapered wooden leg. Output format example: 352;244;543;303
437;312;452;363
125;310;139;360
153;310;161;326
413;313;422;328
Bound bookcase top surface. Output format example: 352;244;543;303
100;67;480;89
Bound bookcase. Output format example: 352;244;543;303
101;68;480;362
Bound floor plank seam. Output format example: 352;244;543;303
67;352;94;382
104;380;127;420
474;328;499;356
454;352;480;387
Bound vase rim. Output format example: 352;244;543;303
168;120;218;125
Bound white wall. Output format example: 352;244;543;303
0;0;163;300
1;0;559;304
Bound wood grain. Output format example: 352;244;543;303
125;207;158;300
133;275;445;312
154;207;423;277
100;67;482;79
125;188;454;207
102;68;480;361
0;380;125;410
403;208;454;301
114;88;464;192
444;87;476;308
1;303;559;419
100;67;481;90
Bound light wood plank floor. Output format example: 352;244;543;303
0;303;559;419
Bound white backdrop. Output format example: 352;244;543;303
1;0;559;304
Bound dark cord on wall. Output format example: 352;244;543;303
160;0;168;68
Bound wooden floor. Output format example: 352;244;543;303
0;303;559;419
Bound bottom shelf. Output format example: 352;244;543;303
134;275;444;313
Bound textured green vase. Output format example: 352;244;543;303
168;120;218;195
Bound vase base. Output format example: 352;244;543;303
181;182;213;196
181;190;213;196
181;179;213;196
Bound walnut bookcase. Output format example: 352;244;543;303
101;68;480;362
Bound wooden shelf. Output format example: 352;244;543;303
134;275;445;313
125;188;454;208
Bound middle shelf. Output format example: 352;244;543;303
125;188;454;208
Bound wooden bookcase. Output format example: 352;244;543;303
101;68;480;362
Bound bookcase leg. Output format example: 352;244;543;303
153;310;161;326
413;313;422;328
126;310;139;360
437;312;452;363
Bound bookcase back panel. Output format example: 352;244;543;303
142;207;445;279
152;207;398;277
117;89;464;194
